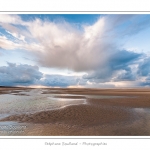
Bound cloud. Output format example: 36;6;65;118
40;74;79;87
26;15;148;73
134;57;150;86
83;49;142;82
6;30;26;42
122;15;150;36
0;62;80;87
1;15;148;71
0;62;43;86
0;35;22;50
137;58;150;76
0;60;149;88
0;14;22;24
0;14;150;87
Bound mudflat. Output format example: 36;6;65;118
0;87;150;136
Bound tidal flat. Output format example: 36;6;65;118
0;87;150;136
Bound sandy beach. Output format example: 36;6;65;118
0;87;150;135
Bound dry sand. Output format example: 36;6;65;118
0;87;150;135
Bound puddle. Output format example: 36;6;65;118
0;89;130;119
0;89;131;129
48;93;127;99
0;89;86;120
85;95;127;99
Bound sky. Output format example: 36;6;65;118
0;14;150;88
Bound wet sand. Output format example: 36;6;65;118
0;87;32;95
0;87;150;135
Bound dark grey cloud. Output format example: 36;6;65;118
137;58;150;76
0;62;43;86
0;63;80;87
109;50;142;69
136;57;150;87
138;81;150;87
82;49;142;82
0;58;150;87
114;69;136;81
40;74;79;87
